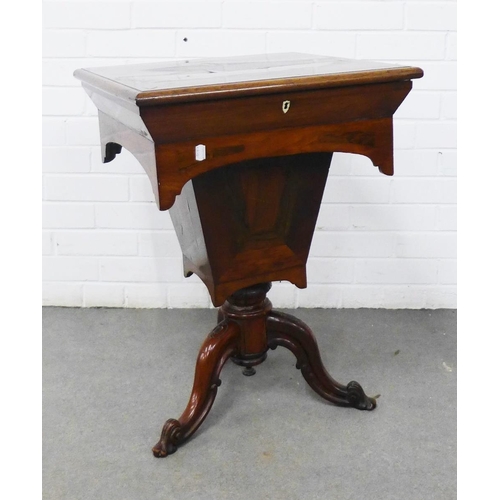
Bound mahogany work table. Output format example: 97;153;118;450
75;53;423;458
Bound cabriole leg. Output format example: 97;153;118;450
152;320;239;457
266;311;376;410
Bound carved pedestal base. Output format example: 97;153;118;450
152;283;376;458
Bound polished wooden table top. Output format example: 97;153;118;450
74;53;423;212
74;52;422;103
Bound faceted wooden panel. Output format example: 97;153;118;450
169;153;332;306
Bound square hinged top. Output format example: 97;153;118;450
74;52;423;105
74;52;423;212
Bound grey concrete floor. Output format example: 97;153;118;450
43;307;456;500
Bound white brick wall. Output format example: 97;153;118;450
42;0;457;309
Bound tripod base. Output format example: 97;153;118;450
152;283;376;458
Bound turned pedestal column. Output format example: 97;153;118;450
153;282;375;458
